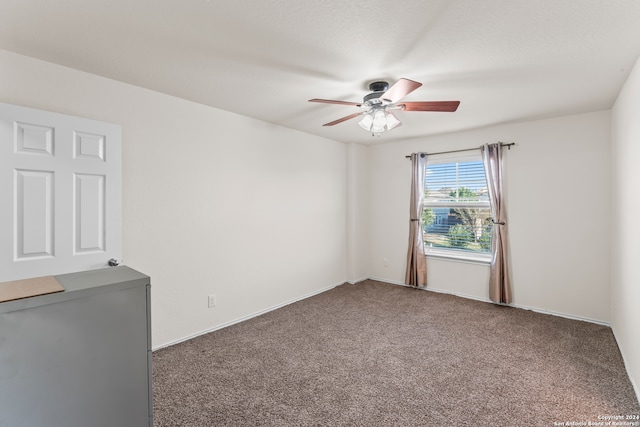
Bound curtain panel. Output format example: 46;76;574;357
482;143;512;304
405;153;428;287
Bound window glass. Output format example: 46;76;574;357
423;155;492;260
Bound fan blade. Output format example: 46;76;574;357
398;101;460;112
323;112;363;126
309;98;362;106
381;78;422;103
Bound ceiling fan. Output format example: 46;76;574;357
309;78;460;135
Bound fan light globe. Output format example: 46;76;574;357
386;112;401;130
371;109;387;133
358;113;373;131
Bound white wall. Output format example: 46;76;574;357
346;143;369;283
0;49;348;349
365;111;612;323
611;56;640;399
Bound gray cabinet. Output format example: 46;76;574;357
0;266;152;427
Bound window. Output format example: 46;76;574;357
423;153;492;262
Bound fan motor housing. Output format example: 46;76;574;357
368;81;389;92
363;81;389;104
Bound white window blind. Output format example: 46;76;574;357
423;157;492;259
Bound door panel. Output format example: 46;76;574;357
15;169;55;259
74;173;106;253
0;103;122;282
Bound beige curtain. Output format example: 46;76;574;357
405;153;427;287
482;143;512;304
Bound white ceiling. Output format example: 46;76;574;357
2;0;640;145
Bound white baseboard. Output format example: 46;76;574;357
612;328;640;404
152;281;341;351
367;276;610;327
509;301;610;327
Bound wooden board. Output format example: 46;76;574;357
0;276;65;303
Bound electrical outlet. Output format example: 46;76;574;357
383;258;389;267
208;294;217;308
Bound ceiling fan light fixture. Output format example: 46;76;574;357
358;108;401;135
309;78;460;134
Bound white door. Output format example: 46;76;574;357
0;103;122;282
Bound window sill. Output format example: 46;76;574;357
425;249;491;266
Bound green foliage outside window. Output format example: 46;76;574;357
447;224;474;248
422;207;435;228
479;225;492;251
448;187;477;200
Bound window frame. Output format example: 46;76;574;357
422;152;492;264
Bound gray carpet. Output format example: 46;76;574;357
153;280;639;426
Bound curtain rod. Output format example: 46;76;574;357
404;142;515;159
